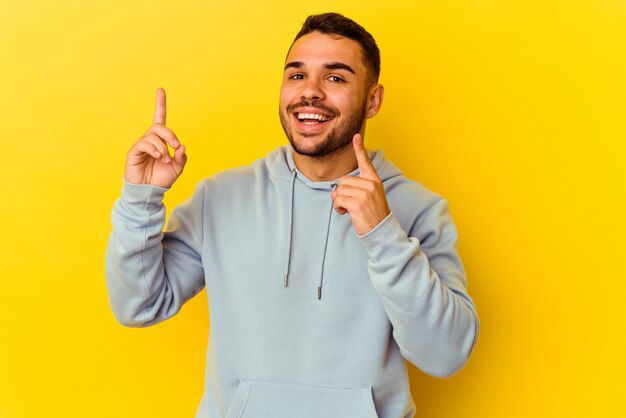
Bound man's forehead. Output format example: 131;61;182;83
285;32;364;69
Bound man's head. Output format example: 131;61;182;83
291;13;381;88
279;13;384;158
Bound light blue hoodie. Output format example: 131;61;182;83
106;145;479;417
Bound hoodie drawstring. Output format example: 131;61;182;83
283;168;297;288
317;183;337;300
282;171;336;300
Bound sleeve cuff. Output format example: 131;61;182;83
358;212;416;263
121;176;170;207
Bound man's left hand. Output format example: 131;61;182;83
331;134;391;236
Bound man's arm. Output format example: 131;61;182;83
359;199;479;378
105;179;206;327
105;88;204;326
332;134;479;377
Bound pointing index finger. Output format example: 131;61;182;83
353;134;376;178
153;87;166;125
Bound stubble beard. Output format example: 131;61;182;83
279;99;368;159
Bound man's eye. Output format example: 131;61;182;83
328;76;345;83
289;74;304;80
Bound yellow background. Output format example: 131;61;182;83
1;0;624;417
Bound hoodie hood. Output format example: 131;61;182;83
265;145;403;299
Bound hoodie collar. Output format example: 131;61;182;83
278;145;401;188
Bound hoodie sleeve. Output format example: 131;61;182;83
105;179;206;327
359;198;479;378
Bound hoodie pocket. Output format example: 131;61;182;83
224;380;379;418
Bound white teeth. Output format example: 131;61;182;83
297;112;331;122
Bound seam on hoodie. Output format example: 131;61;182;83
235;377;370;390
411;197;445;237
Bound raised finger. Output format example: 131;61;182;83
153;87;167;125
352;134;377;179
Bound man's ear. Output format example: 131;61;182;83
365;84;384;119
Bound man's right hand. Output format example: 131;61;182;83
124;87;187;188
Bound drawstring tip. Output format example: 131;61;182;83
317;287;322;300
283;275;288;287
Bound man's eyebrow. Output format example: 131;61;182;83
324;62;355;74
283;61;356;74
284;61;303;70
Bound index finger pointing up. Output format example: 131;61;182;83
153;87;167;125
353;133;377;178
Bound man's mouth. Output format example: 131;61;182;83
294;112;335;125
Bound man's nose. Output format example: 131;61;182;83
300;77;325;101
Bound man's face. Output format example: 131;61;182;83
279;31;372;158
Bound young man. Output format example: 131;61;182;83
106;13;479;418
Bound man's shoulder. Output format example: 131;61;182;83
377;155;447;230
386;175;442;217
377;154;441;207
387;175;442;202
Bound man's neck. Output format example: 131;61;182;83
292;143;358;182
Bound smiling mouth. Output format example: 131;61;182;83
294;112;335;125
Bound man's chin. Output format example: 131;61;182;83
289;134;353;159
291;143;328;158
289;134;324;154
290;142;323;157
